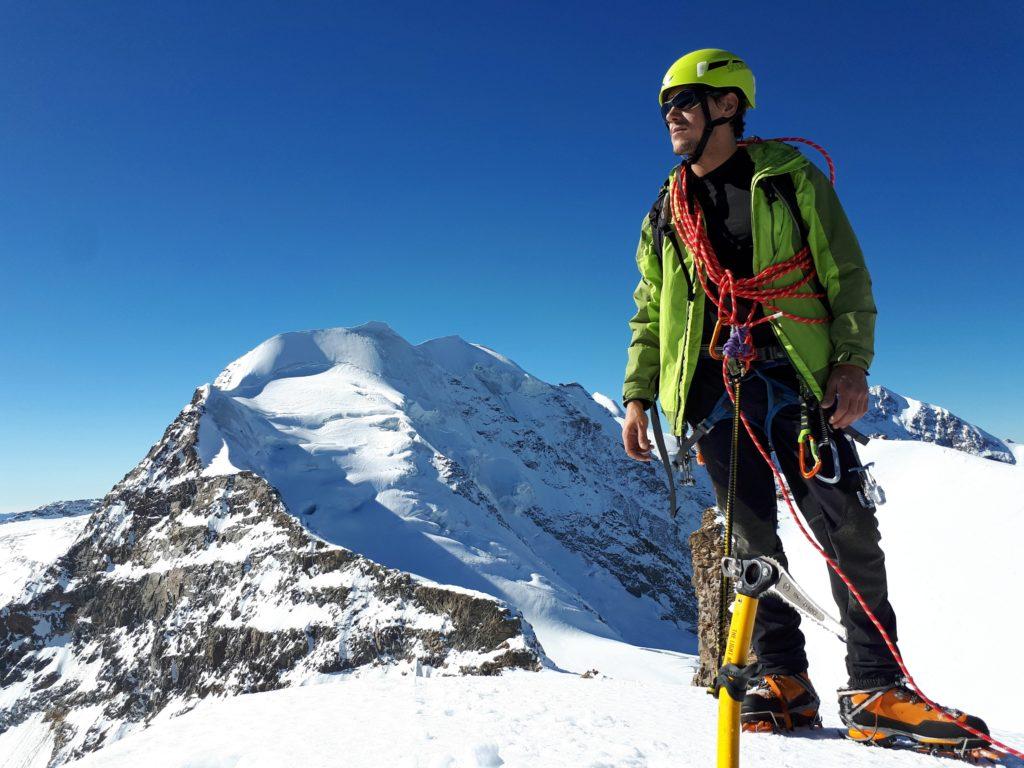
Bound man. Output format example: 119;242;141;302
621;48;988;750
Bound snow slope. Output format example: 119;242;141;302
787;438;1024;733
0;500;95;606
56;669;1022;768
201;323;712;661
1007;439;1024;465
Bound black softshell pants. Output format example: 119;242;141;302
685;357;901;688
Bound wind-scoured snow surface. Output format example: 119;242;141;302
855;385;1014;463
52;669;1023;768
202;322;709;658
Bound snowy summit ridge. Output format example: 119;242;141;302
196;321;704;648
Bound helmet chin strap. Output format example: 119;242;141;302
685;94;733;166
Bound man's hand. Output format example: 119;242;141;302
821;364;869;429
622;400;652;461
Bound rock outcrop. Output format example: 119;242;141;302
688;507;728;688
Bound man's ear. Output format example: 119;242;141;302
712;91;739;119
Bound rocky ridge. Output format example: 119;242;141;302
856;385;1013;463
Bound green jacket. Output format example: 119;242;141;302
622;140;877;436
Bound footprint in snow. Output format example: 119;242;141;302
470;743;504;767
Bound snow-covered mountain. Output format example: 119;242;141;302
855;385;1014;463
199;322;710;650
0;323;710;767
0;500;99;525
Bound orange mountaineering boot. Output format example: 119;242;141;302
839;681;990;756
741;672;821;733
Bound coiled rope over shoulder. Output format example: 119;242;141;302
669;137;832;370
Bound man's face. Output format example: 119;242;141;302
662;86;736;156
662;85;706;156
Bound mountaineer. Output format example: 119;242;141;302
620;48;989;751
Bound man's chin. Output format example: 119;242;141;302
671;139;695;156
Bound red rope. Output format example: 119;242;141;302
742;136;836;185
679;137;1023;761
669;142;829;365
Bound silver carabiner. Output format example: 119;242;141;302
813;438;842;485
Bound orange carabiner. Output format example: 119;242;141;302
798;432;822;479
709;319;726;360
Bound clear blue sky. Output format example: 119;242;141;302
2;1;1022;511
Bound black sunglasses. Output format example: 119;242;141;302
660;87;710;120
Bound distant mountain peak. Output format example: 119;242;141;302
856;385;1014;463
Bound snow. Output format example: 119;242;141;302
58;669;1022;768
1007;439;1024;465
592;392;625;419
0;714;54;768
0;505;92;606
786;438;1024;733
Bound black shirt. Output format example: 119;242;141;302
687;148;775;347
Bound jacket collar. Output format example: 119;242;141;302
743;139;809;178
666;140;808;184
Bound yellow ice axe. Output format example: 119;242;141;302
714;558;779;768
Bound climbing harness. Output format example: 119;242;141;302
669;137;1024;764
653;359;861;518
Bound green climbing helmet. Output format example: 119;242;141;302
659;48;756;109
